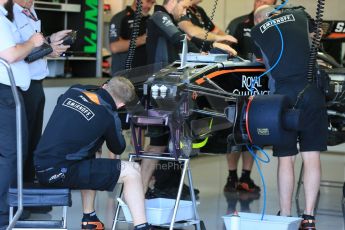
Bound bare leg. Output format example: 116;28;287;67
301;151;321;216
226;152;241;170
242;151;254;171
141;145;166;193
278;155;295;216
117;161;147;226
81;190;96;214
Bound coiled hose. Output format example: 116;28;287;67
307;0;325;82
125;0;143;70
200;0;218;52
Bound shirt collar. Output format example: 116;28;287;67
154;5;176;24
14;3;34;12
126;5;135;15
96;88;118;111
0;5;8;16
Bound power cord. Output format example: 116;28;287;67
200;0;218;52
125;0;143;70
246;144;270;221
307;0;325;83
246;0;289;221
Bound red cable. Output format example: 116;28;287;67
246;96;254;144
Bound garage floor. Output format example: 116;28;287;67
29;141;345;230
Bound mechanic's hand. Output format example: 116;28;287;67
215;34;238;44
50;29;73;43
29;32;45;47
212;42;238;56
137;34;147;46
49;40;70;57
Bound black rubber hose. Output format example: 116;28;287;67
307;0;325;82
125;0;143;70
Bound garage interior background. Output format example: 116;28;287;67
105;0;345;62
107;0;345;29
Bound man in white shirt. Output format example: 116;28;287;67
0;0;44;227
12;0;70;206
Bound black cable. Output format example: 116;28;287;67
307;0;325;82
125;0;143;70
200;0;218;52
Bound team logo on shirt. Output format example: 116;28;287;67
260;14;295;33
110;24;118;38
62;98;95;121
162;16;174;27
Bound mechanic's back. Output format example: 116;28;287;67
34;84;125;168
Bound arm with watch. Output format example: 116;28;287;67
46;30;75;57
25;30;77;63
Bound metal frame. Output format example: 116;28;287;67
1;58;69;230
112;154;201;230
9;206;68;230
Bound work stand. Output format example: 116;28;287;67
112;110;205;230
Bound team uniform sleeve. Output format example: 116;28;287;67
151;12;185;47
190;36;213;52
104;112;126;155
109;13;123;43
198;7;215;31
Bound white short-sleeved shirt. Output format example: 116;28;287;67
13;3;49;80
0;6;30;90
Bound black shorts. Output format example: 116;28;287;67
36;158;122;191
147;126;170;146
273;85;328;157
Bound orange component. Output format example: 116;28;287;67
326;33;345;39
82;221;104;230
245;96;254;144
83;92;100;105
195;68;266;85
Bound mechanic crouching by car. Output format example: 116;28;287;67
33;77;152;230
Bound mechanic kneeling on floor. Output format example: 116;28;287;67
33;77;151;230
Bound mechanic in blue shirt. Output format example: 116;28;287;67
34;77;151;230
251;6;328;230
0;0;44;227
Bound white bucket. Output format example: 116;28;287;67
223;212;302;230
119;198;195;225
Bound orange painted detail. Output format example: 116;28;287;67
83;92;100;105
195;68;266;85
82;221;104;230
327;33;345;39
245;96;254;144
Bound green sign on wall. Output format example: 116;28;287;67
84;0;98;53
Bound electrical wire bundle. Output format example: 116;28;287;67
200;0;218;52
125;0;143;70
307;0;325;83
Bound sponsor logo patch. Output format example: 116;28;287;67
62;98;95;121
257;128;270;136
260;14;295;33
